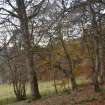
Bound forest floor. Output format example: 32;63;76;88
11;84;105;105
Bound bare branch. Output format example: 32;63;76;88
0;8;19;18
28;0;45;19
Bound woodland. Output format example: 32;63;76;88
0;0;105;105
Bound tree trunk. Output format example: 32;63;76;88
57;23;77;90
16;0;41;99
92;36;100;92
88;2;100;92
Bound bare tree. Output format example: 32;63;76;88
0;0;47;99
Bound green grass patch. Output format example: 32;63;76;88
0;77;91;105
76;76;91;87
0;81;57;105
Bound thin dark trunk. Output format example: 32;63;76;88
50;38;58;94
88;2;100;92
53;69;58;94
61;38;77;90
57;24;77;90
94;38;100;92
90;36;100;92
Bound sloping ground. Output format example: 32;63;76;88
10;85;105;105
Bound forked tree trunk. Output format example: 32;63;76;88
16;0;41;99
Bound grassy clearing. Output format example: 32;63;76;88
76;76;91;87
0;84;14;99
0;77;91;105
0;81;57;105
